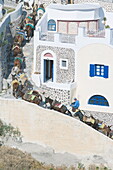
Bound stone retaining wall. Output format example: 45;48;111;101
0;3;23;92
78;0;113;12
38;84;71;104
0;98;113;168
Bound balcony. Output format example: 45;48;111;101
39;32;76;44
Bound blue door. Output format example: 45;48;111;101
44;59;46;82
44;59;54;82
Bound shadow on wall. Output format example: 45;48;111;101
99;7;105;30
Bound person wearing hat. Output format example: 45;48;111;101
70;98;80;112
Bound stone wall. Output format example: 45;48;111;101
78;0;113;12
0;98;113;169
36;45;75;83
0;4;23;92
42;0;61;7
38;84;71;104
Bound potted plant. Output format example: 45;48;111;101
103;17;107;25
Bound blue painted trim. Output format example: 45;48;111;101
88;95;109;106
36;8;45;12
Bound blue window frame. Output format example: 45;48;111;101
90;64;109;78
88;95;109;106
48;19;56;31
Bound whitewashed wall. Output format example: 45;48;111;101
0;3;22;34
0;4;2;19
76;44;113;113
0;98;113;167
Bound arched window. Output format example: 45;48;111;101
48;19;56;31
88;95;109;106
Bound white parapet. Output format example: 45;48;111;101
0;4;3;19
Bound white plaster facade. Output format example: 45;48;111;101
32;3;113;113
0;3;3;19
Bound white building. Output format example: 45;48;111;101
32;3;113;113
0;0;3;19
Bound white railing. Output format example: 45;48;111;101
40;32;54;42
87;30;105;38
40;32;76;44
60;34;76;44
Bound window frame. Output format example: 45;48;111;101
88;95;109;106
95;64;104;77
48;19;56;31
60;59;68;70
89;64;109;78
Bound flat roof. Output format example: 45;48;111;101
47;3;101;11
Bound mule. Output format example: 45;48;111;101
22;90;42;105
73;110;99;130
14;57;23;69
108;130;113;139
97;121;112;136
45;97;72;116
23;0;35;10
24;15;34;25
25;24;34;41
11;66;21;80
12;43;23;57
11;79;20;98
14;33;25;46
36;4;45;20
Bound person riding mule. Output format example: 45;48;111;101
70;98;80;112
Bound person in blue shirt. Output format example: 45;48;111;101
70;98;80;112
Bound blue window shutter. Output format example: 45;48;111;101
90;64;95;77
104;66;109;78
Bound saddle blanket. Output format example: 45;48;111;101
12;45;20;50
98;123;105;129
26;23;34;29
16;32;26;39
54;103;62;108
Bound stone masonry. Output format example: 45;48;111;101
0;15;23;92
36;45;75;83
35;45;75;104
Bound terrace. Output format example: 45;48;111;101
39;29;106;44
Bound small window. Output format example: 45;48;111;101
90;64;109;78
88;95;109;106
60;59;68;69
48;19;56;31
